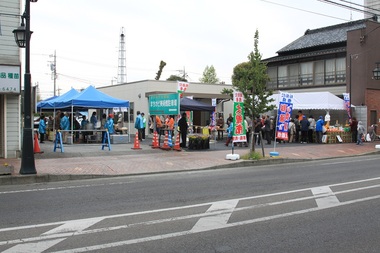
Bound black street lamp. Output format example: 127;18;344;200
13;0;38;174
373;62;380;80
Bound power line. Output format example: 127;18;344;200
260;0;351;21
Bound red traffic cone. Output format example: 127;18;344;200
173;133;182;151
131;132;142;150
34;133;44;154
160;131;171;151
151;131;160;149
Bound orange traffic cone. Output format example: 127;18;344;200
131;132;142;150
151;131;160;149
173;133;182;151
34;133;44;154
160;131;171;151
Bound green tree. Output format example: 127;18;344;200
199;65;220;84
155;60;166;80
166;75;187;82
222;29;274;152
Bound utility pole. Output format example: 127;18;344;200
49;50;57;96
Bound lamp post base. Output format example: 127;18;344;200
20;128;36;174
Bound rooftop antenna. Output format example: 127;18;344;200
117;27;126;84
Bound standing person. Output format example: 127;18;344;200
264;115;272;145
141;112;147;140
38;115;46;143
294;115;301;143
135;111;143;141
60;112;70;143
90;112;97;129
81;115;89;143
350;117;358;143
225;121;234;146
288;119;296;143
167;115;175;137
300;115;310;143
315;116;324;144
104;114;115;135
101;113;107;143
357;121;365;145
178;112;188;148
226;113;233;127
308;115;316;143
254;117;263;145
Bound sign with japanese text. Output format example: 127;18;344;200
0;65;21;94
232;91;246;143
177;81;189;98
149;93;179;115
276;92;293;140
343;93;351;119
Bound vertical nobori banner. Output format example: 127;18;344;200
342;93;351;119
232;91;247;143
276;92;293;141
177;81;189;98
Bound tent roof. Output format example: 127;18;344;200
55;86;129;109
37;88;79;110
180;97;215;111
270;92;346;110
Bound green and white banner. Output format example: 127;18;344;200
232;91;246;143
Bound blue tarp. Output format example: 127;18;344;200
37;88;79;110
54;85;129;109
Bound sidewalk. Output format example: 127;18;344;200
1;136;380;185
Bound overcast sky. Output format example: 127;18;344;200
26;0;365;99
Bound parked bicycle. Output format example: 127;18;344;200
368;124;380;142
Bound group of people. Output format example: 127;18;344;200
223;110;329;147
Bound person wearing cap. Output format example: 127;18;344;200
300;115;310;143
104;114;115;136
315;116;324;143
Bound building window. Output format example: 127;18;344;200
278;66;288;88
123;102;134;122
300;62;313;86
267;67;277;89
336;58;346;83
314;61;324;85
288;64;299;87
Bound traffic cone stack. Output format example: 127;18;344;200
160;131;171;151
173;133;182;151
34;133;44;154
131;132;142;150
151;131;160;149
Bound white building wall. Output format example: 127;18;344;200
0;0;22;158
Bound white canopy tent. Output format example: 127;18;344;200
269;92;347;110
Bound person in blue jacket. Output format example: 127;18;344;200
104;114;115;135
38;115;46;143
315;116;324;144
225;121;234;146
60;112;70;143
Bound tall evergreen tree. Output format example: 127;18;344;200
222;29;274;152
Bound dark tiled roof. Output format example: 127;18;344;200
264;47;346;64
277;19;367;54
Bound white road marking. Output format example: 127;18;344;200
311;186;340;208
1;177;379;253
191;199;238;232
2;239;66;253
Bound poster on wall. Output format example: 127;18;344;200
276;92;294;141
0;65;21;94
232;91;246;143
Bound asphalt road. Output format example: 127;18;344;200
0;155;379;252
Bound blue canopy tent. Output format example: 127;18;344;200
37;88;79;110
54;86;130;142
54;85;129;109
